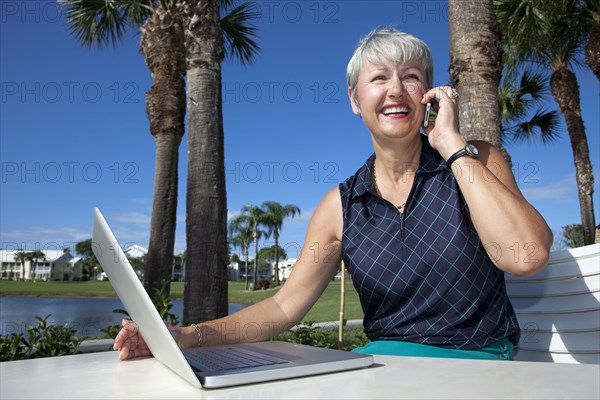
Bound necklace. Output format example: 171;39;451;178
372;159;406;211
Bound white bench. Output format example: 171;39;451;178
506;243;600;364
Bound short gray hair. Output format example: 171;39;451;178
346;28;434;101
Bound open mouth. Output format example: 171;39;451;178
381;105;410;117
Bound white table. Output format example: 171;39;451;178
1;350;598;399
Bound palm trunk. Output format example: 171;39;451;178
145;134;182;295
274;232;280;286
550;67;596;245
448;0;503;149
253;232;258;290
244;244;249;291
140;10;186;298
183;0;228;324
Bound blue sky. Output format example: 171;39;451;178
1;1;599;259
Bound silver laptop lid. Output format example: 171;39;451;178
92;208;202;388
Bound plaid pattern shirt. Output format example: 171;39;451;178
340;135;520;349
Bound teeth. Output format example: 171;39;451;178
383;106;409;115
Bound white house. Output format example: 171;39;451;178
53;255;84;281
0;249;74;281
277;258;297;282
0;243;197;282
125;244;148;259
228;255;254;281
227;254;276;282
98;244;184;282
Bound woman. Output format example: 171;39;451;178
115;28;553;361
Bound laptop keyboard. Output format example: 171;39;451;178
185;347;291;372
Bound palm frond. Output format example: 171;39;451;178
495;0;587;72
59;0;153;48
498;80;527;122
228;214;252;234
510;108;562;145
220;0;238;11
518;70;550;102
123;0;155;26
499;66;561;145
220;2;261;66
549;0;589;68
583;0;600;18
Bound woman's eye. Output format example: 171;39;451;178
402;74;420;82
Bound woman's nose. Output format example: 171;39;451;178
388;76;404;97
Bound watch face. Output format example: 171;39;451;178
466;144;478;156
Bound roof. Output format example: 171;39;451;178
125;244;148;258
0;249;71;263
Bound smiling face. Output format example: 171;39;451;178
349;58;428;141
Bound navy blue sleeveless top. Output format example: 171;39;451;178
339;135;520;349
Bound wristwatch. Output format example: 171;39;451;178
446;144;479;169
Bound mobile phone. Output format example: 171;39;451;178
423;103;432;128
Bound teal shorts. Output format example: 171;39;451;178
352;338;513;361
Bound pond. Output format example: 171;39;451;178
0;296;245;337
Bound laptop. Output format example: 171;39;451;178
92;208;373;389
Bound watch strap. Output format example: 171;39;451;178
446;147;469;169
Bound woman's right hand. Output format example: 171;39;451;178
113;319;152;360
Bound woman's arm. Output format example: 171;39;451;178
422;87;553;276
115;187;344;359
449;140;553;276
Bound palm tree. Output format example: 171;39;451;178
60;0;185;298
561;224;586;248
27;250;46;281
261;201;300;287
75;238;99;279
60;0;260;304
172;250;186;281
495;0;596;245
139;3;186;299
498;70;561;146
238;204;271;291
448;0;503;147
182;1;260;323
14;250;28;281
228;214;254;290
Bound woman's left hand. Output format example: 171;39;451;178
421;86;466;160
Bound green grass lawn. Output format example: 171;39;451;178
227;280;364;322
0;279;364;323
0;280;118;297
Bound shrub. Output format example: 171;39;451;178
101;279;180;339
256;278;271;290
152;280;180;326
0;315;86;361
99;324;122;340
275;321;368;352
